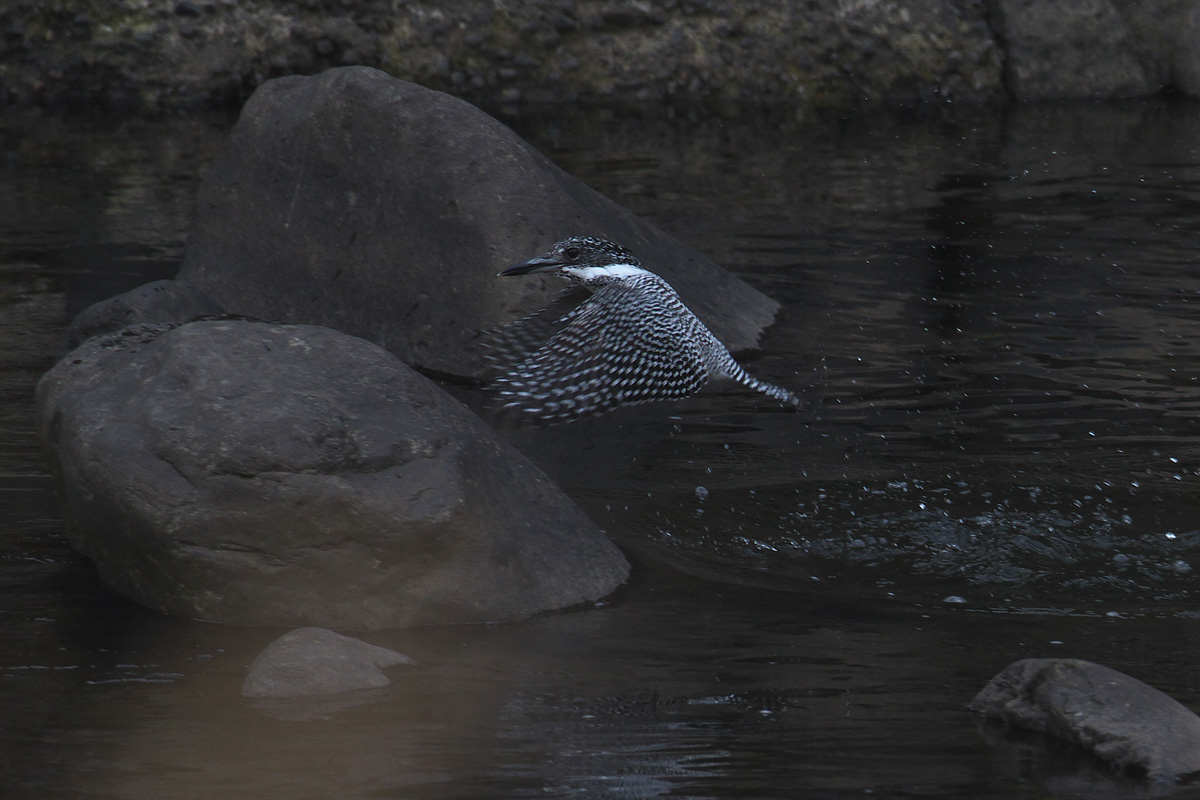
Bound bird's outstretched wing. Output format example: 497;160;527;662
491;283;710;424
479;287;591;375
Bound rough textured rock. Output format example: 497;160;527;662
242;627;414;698
969;658;1200;778
987;0;1200;100
988;0;1159;99
1121;0;1200;99
177;67;778;380
62;279;224;354
13;0;1200;111
36;318;629;630
0;0;1002;113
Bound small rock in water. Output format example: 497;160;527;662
242;627;414;698
694;485;708;500
943;595;967;604
970;658;1200;778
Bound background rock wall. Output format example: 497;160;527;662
3;1;1197;114
6;0;1194;116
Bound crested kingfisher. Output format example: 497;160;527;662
485;236;802;424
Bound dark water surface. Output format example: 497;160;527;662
4;100;1200;798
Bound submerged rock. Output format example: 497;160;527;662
36;319;629;630
242;627;413;698
177;67;779;380
969;658;1200;778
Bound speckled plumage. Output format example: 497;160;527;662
485;236;801;424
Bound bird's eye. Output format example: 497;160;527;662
563;247;581;259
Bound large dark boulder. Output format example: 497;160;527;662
969;658;1200;778
176;67;779;380
36;319;629;630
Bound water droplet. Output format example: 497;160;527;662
694;486;708;501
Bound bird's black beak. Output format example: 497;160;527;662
499;255;563;277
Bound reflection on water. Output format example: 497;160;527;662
5;99;1200;798
522;101;1200;615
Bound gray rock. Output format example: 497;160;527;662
242;627;413;698
969;658;1200;778
177;67;779;380
990;0;1159;99
1122;0;1200;99
36;319;629;630
61;279;225;354
1;2;1002;113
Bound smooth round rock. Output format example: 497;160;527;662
177;67;780;380
242;627;414;698
37;319;630;630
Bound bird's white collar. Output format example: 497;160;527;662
563;263;647;281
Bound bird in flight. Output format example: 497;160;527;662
483;236;802;424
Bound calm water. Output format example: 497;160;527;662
4;99;1200;798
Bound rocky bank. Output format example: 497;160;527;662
6;0;1200;116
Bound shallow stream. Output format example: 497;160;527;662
4;99;1200;798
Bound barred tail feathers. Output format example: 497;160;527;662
721;359;802;408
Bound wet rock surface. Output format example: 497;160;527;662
36;319;629;630
177;67;778;379
242;627;414;698
969;658;1200;778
